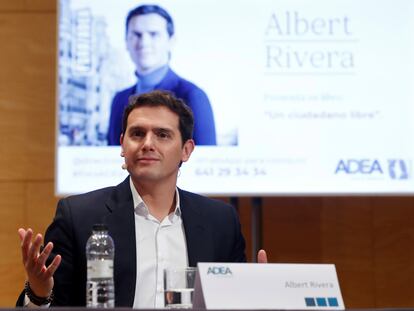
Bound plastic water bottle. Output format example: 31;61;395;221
86;224;115;308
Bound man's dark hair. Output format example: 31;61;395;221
122;90;194;144
125;4;174;37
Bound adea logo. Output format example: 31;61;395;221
335;159;383;174
388;159;410;180
207;266;233;276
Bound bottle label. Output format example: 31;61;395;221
87;260;113;278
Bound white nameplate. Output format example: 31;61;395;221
193;263;344;310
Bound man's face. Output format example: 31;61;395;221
126;13;174;75
121;106;194;185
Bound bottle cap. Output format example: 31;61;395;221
92;223;108;231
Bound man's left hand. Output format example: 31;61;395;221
257;249;268;263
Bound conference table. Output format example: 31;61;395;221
8;308;414;311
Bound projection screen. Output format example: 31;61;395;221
56;0;414;195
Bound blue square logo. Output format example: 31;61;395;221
316;297;327;307
305;297;316;307
328;297;339;307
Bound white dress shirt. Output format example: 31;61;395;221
130;179;188;308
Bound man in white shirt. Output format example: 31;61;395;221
17;90;267;307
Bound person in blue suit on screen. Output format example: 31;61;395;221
107;4;216;146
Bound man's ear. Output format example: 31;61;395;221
120;133;124;148
168;34;176;52
170;34;176;44
181;139;195;163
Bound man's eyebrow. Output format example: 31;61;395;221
127;126;174;133
127;125;145;132
154;127;174;134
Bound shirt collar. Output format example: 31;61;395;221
129;177;181;220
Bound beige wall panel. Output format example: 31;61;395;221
2;182;60;307
26;181;59;236
262;197;322;262
321;198;375;308
24;0;56;11
238;197;253;262
1;181;58;306
372;198;414;307
0;0;55;11
0;12;56;181
0;182;26;307
0;1;25;11
261;196;414;308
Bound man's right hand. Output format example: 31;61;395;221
18;228;62;298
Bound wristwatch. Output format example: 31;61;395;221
24;281;54;306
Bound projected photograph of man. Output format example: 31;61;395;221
107;4;217;146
